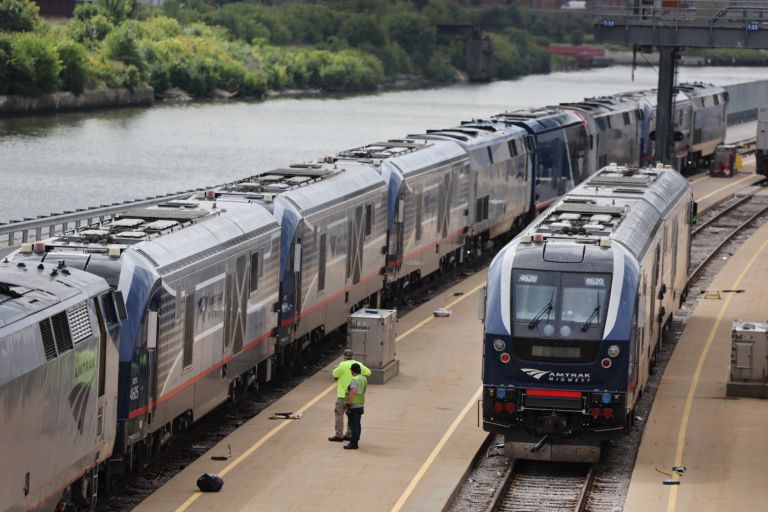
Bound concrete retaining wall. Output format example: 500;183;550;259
0;87;154;116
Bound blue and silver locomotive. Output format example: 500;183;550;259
480;164;694;462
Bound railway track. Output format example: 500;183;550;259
453;183;768;512
689;184;768;282
485;460;595;512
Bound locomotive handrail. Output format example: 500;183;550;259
0;187;216;248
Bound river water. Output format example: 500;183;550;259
1;66;766;224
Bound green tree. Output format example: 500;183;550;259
104;23;146;77
0;0;39;33
570;30;583;46
276;3;338;45
6;32;62;96
73;2;100;22
386;11;435;71
339;13;386;48
56;39;88;94
0;35;11;94
97;0;128;25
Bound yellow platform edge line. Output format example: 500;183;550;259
666;235;768;512
172;279;487;512
696;174;756;203
389;386;483;512
689;176;709;185
396;281;487;343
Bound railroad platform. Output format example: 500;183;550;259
687;154;763;215
623;219;768;512
132;270;490;512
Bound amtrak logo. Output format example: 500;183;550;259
521;368;591;383
69;355;97;434
69;374;94;434
521;369;551;380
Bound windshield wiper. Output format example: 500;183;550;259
581;291;601;332
528;289;555;330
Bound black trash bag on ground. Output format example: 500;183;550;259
197;473;224;492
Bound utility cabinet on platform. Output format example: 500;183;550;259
347;309;399;385
727;321;768;398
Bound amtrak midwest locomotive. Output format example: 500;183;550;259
481;164;693;463
1;83;723;512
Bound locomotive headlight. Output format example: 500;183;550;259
543;324;555;336
608;345;620;357
493;339;506;352
559;325;572;337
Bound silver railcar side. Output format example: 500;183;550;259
0;263;120;512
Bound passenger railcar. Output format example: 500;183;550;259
8;198;281;468
270;164;389;350
480;164;694;463
679;83;728;167
557;97;642;169
492;110;594;212
409;120;532;245
334;139;471;297
0;262;123;512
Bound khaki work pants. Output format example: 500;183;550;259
335;397;352;438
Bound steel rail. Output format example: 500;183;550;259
485;461;595;512
692;194;754;236
574;464;597;512
689;203;768;282
485;460;517;512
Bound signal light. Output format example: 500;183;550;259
603;408;614;419
505;403;516;413
206;190;215;198
494;402;503;413
34;242;45;253
500;353;511;363
601;358;611;368
533;234;544;243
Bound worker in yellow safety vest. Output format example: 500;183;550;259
329;349;370;443
343;363;367;450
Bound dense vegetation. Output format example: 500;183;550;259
0;0;592;98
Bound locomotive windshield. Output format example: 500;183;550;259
511;270;612;363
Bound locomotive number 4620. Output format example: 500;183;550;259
584;277;605;287
518;274;538;283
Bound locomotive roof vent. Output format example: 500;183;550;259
212;167;340;201
336;139;430;161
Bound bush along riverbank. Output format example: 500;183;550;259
0;0;593;101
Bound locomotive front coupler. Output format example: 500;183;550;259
531;435;549;453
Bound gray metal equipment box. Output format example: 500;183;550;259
348;309;399;385
727;321;768;398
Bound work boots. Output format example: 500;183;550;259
343;441;359;450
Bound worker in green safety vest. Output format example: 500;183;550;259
343;363;367;450
329;349;371;443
